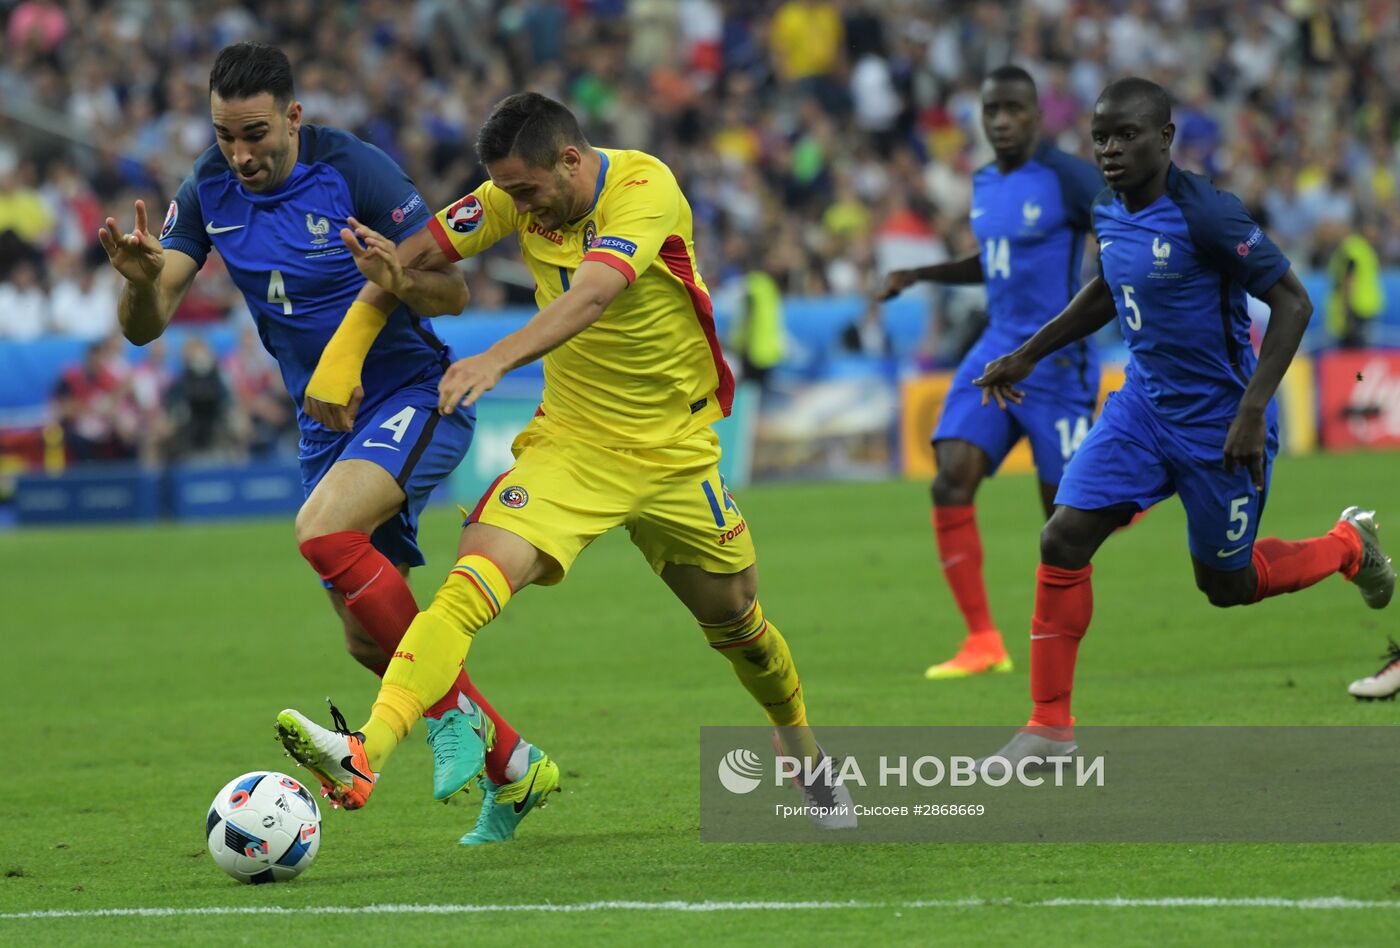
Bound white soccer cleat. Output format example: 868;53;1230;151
274;702;377;809
774;730;857;830
1340;507;1395;609
976;729;1079;781
1348;639;1400;702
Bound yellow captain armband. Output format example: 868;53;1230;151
305;300;389;404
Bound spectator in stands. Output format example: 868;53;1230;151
128;338;171;466
48;249;117;340
728;246;788;394
51;334;133;463
839;302;894;359
222;327;293;460
0;258;48;340
1325;218;1386;350
164;336;235;463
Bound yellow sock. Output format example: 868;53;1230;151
702;601;820;762
359;555;513;770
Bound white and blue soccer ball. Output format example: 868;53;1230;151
206;771;321;884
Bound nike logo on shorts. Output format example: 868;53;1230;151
1217;545;1249;558
362;439;401;450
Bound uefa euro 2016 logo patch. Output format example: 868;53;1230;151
160;200;178;239
447;194;484;234
499;486;529;508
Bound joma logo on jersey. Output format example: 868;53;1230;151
718;520;748;546
306;214;331;244
527;222;564;245
392;650;415;662
1153;236;1172;266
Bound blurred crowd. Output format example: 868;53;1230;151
1;1;1397;348
50;328;295;465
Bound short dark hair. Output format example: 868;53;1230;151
986;64;1037;95
209;42;294;105
476;92;588;168
1096;77;1172;127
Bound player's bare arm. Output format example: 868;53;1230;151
305;225;471;430
440;261;628;415
1223;269;1313;490
340;218;470;317
99;198;200;346
975;276;1115;409
878;252;984;301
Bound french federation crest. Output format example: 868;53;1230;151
1021;200;1041;227
1153;236;1171;267
306;213;331;244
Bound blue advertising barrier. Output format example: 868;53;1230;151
167;462;304;520
15;464;162;525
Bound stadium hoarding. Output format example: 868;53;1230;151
700;726;1400;842
1317;349;1400;450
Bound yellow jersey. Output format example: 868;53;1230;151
427;148;734;448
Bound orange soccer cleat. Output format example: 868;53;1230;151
924;635;1014;680
275;701;377;810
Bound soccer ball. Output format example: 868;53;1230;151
206;771;321;884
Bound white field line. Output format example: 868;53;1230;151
4;898;1400;920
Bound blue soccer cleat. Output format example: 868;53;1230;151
459;745;560;845
426;695;496;802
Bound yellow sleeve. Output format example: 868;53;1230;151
427;181;520;262
581;167;681;284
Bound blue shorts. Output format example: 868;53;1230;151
299;381;474;572
933;337;1097;483
1055;384;1277;571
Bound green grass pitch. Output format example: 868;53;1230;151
3;452;1398;945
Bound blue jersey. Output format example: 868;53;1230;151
1093;165;1290;427
971;143;1103;389
159;124;449;440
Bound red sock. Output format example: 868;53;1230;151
298;531;521;772
1028;563;1093;728
1250;523;1363;602
933;506;999;642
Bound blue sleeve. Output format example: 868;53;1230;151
1047;151;1104;231
158;174;211;268
337;138;431;243
1183;186;1291;297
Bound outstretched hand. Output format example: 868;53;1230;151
876;269;918;302
973;352;1035;410
97;199;164;285
340;216;404;293
439;353;505;415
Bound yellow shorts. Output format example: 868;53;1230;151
467;417;756;583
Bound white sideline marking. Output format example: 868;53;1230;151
5;898;1400;920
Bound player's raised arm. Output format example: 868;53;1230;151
877;252;985;301
341;217;470;317
304;222;473;431
99;199;200;345
439;260;628;415
974;276;1116;409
